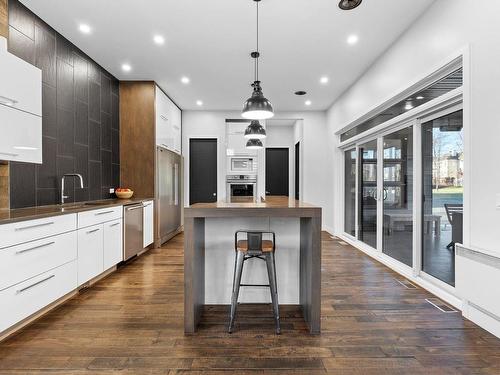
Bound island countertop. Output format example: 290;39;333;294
185;196;321;218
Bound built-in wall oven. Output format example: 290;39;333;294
226;175;257;203
228;157;257;174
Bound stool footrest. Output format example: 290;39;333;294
239;284;270;288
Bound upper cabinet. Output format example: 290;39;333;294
0;37;42;163
155;85;181;155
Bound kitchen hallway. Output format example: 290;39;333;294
0;233;498;374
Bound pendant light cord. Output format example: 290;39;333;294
255;1;259;82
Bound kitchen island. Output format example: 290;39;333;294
184;196;322;334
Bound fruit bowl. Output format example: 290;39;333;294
115;189;134;199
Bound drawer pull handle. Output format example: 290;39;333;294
15;221;54;231
160;115;168;121
86;228;100;234
0;95;18;106
0;151;20;157
16;241;55;255
16;275;55;294
126;206;143;211
143;202;152;207
95;210;114;216
109;222;121;227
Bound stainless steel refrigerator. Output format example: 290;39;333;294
156;146;182;245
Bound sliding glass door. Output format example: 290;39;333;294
382;127;414;266
344;149;357;236
358;140;378;248
422;110;463;286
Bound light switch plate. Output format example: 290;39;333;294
496;193;500;209
109;188;115;194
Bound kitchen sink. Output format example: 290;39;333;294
59;201;115;211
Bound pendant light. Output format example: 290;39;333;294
244;120;266;139
338;0;362;10
246;138;264;149
242;0;274;120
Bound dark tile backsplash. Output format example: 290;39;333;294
8;0;120;209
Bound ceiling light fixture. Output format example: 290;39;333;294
404;102;414;111
196;100;203;106
347;34;359;45
338;0;363;11
416;96;424;100
121;63;132;72
181;76;190;84
295;91;307;96
242;0;274;121
246;138;264;149
320;76;329;84
79;23;92;34
153;35;165;45
244;120;266;139
305;100;312;106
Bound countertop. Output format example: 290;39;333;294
185;196;321;218
0;198;154;225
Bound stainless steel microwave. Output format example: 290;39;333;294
229;157;256;173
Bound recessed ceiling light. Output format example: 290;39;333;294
295;91;307;96
305;100;312;106
404;102;413;110
416;96;424;100
347;34;359;45
153;35;165;45
181;76;190;84
320;76;329;84
196;100;203;106
121;63;132;72
79;23;91;34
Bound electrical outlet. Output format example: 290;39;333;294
109;188;115;194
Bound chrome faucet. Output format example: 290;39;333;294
61;174;84;204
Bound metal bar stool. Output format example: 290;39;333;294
228;230;281;334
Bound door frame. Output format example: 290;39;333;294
187;137;220;205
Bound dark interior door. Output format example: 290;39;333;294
295;142;300;200
189;139;217;204
266;148;289;196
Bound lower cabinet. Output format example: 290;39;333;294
143;201;154;247
0;260;77;332
77;224;104;286
103;219;123;271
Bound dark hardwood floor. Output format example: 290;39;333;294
0;232;499;374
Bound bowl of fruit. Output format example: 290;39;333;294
115;188;134;199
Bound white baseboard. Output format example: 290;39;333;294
463;301;500;338
322;226;335;236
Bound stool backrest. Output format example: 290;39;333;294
247;232;263;252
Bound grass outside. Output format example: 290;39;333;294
433;186;463;194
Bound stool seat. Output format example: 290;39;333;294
237;239;274;253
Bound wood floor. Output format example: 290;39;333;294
0;233;499;374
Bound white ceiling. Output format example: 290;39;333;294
20;0;435;111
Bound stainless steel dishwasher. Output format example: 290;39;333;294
124;203;144;261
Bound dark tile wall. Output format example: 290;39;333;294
7;0;120;208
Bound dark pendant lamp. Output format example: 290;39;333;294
242;0;274;120
246;138;264;149
244;120;266;139
338;0;362;10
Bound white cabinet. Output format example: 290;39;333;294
143;200;154;247
77;225;104;285
0;37;42;116
0;37;42;164
155;85;181;155
103;219;123;270
0;260;77;333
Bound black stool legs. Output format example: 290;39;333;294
228;251;245;333
265;251;281;334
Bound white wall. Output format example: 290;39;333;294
327;0;500;254
326;0;500;337
182;110;332;230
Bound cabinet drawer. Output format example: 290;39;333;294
0;104;42;163
0;260;77;333
78;206;122;229
0;214;77;250
0;231;77;291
